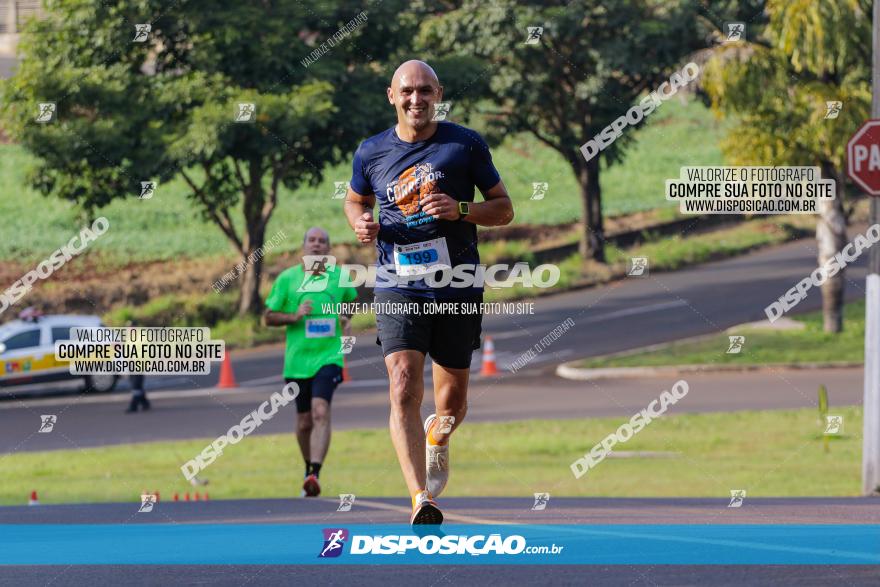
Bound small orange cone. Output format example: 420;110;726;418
28;491;39;506
155;491;160;502
218;352;237;388
173;492;179;502
480;336;499;376
342;362;351;382
194;492;201;501
184;492;190;502
204;492;210;501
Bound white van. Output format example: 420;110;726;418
0;313;118;393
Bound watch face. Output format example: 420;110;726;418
459;202;469;215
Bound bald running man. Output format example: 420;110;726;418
344;60;514;524
264;227;357;497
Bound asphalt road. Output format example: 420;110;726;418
0;234;871;453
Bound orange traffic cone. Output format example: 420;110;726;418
480;336;499;376
218;352;237;388
155;490;160;502
173;492;179;502
204;492;210;501
184;492;190;502
28;490;39;506
194;492;201;501
342;363;351;382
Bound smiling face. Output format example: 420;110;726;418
387;60;443;134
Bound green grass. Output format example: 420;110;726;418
1;406;861;505
578;299;866;369
0;98;728;265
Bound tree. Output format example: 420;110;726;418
703;0;872;332
416;0;707;261
1;0;405;315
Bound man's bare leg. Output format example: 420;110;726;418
431;362;469;443
296;412;313;466
310;398;332;464
385;350;427;496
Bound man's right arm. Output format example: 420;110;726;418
344;187;380;244
263;300;312;327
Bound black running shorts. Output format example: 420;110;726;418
374;290;483;369
285;364;343;414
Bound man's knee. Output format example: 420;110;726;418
389;365;421;409
312;402;330;424
297;414;314;434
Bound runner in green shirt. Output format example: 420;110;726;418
264;227;357;497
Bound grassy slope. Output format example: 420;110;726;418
0;98;728;264
578;299;866;369
3;406;860;505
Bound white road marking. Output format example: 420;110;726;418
489;300;689;341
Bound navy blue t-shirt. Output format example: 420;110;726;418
350;122;501;299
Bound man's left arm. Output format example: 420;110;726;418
421;180;514;227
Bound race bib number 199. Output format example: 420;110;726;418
393;237;452;277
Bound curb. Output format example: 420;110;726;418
556;361;863;381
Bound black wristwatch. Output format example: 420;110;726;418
457;201;470;220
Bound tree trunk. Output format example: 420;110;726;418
238;164;267;316
576;157;606;262
237;245;265;316
816;170;847;333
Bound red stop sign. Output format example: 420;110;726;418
848;120;880;196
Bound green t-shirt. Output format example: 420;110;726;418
265;264;358;379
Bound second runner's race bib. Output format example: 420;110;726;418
305;318;336;338
393;237;452;277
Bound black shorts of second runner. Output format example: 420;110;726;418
285;364;344;414
374;290;483;369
